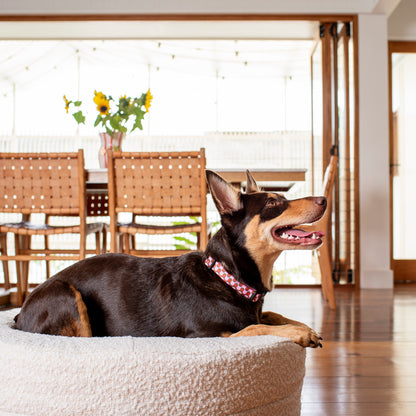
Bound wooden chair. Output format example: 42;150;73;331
107;149;209;256
303;154;338;310
0;233;10;292
0;150;107;305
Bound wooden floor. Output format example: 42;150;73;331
264;284;416;416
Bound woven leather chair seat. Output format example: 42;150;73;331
0;221;105;236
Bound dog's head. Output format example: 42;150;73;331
206;170;327;289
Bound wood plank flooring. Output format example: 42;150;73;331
264;284;416;416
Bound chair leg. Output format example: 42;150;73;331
196;231;201;251
44;235;51;279
318;243;336;310
1;260;10;290
117;233;123;253
95;231;101;255
14;234;27;306
123;234;131;254
0;234;10;290
44;215;51;279
101;226;108;254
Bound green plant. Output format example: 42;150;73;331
63;89;153;137
173;217;220;250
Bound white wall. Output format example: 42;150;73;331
388;0;416;40
358;14;393;288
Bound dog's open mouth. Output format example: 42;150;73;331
272;227;324;246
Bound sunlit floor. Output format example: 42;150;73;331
264;284;416;416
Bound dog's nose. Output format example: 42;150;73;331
315;197;327;207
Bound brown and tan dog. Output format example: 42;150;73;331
15;170;325;348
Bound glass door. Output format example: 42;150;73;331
389;42;416;281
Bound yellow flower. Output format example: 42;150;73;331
95;96;110;116
63;95;70;113
65;90;149;133
93;90;107;106
144;89;153;113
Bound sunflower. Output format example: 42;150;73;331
63;95;70;113
144;89;153;113
93;90;107;105
95;96;110;116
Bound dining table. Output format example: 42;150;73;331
85;167;306;216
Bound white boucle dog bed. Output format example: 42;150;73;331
0;309;306;416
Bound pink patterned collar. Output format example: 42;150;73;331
204;256;265;302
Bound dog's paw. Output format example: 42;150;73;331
230;323;323;348
305;327;323;348
273;324;323;348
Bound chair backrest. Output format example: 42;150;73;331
0;150;86;216
107;149;207;217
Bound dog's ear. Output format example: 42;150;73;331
245;170;260;193
206;170;242;214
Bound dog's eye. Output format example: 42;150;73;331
266;199;279;207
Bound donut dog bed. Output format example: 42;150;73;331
0;309;306;416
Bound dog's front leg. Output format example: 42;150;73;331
228;323;322;348
258;311;322;347
261;311;310;328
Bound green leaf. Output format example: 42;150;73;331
130;119;143;132
174;244;193;251
74;101;82;107
72;111;85;124
94;114;102;127
109;117;127;132
105;126;113;136
131;106;145;118
173;236;196;245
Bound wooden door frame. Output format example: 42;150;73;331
389;41;416;281
311;20;358;285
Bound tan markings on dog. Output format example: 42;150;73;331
230;323;321;348
261;311;309;329
276;198;323;227
57;319;86;337
244;215;282;291
68;284;92;337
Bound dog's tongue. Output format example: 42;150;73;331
285;229;325;238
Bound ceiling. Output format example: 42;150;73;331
0;0;403;17
0;20;321;94
0;38;316;96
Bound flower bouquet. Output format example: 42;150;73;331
64;89;153;167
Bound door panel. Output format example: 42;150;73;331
389;42;416;281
